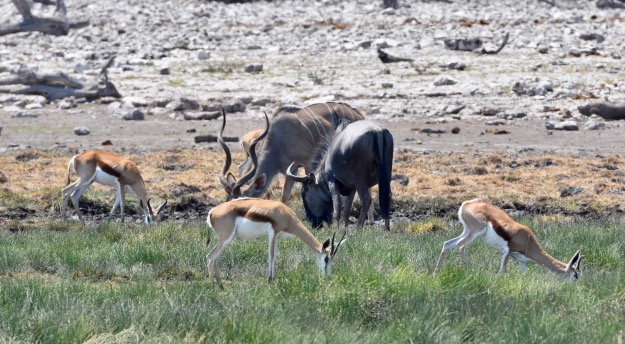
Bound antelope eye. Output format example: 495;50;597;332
324;256;329;264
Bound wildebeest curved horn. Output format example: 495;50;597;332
285;162;313;183
218;109;235;190
232;112;270;194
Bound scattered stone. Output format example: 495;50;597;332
381;82;393;88
391;173;409;186
377;48;413;63
578;102;625;120
0;171;6;183
15;152;39;162
222;101;246;113
194;134;238;143
186;128;197;133
444;38;482;51
183;111;221;120
25;102;43;110
123;97;148;107
537;46;549;54
545;120;578;131
198;51;211;60
163;164;193;172
496;112;526;120
102;140;113;145
172;183;202;197
584;120;606;130
58;97;77;109
251;98;273;106
579;33;605;43
12;112;38;118
160;67;171;75
481;108;503;116
433;76;458;86
451;127;460;134
486;119;506;126
447;62;466;70
173;98;200;111
74;126;90;135
121;109;145;120
417;128;446;134
244;64;263;73
560;186;584;197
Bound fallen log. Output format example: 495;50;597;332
0;56;121;101
578;102;625;120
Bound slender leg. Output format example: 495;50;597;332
356;188;371;228
341;191;356;229
109;191;121;220
519;261;527;273
328;182;342;230
268;233;278;282
206;229;236;289
70;183;91;221
61;182;79;218
498;248;510;275
281;165;299;204
118;183;126;223
367;188;374;225
434;226;472;274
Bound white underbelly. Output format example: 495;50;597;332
235;217;274;240
94;167;134;193
94;167;119;187
482;223;509;254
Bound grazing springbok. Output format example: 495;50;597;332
219;102;365;203
61;150;167;224
206;198;346;288
286;119;394;231
237;129;265;177
434;199;582;280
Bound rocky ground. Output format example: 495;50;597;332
1;0;625;223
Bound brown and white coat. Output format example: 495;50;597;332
206;197;345;288
61;150;166;224
434;199;582;280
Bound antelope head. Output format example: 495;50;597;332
318;231;347;277
218;110;269;200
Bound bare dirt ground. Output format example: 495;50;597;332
1;0;625;224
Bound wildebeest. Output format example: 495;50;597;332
286;119;394;231
218;102;365;202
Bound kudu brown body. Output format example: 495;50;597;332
218;102;365;202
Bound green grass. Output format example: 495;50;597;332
0;218;623;343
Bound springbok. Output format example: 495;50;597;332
236;129;265;177
61;150;167;224
218;102;365;203
206;198;346;288
286;119;394;231
434;199;582;280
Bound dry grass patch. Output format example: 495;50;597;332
0;149;623;218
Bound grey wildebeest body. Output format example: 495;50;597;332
219;102;365;202
287;120;394;230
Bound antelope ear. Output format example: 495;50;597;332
322;238;331;251
253;174;267;188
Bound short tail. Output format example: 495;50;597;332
375;129;394;221
66;155;77;186
206;210;213;247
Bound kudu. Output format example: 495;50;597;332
286;120;394;231
218;102;365;202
